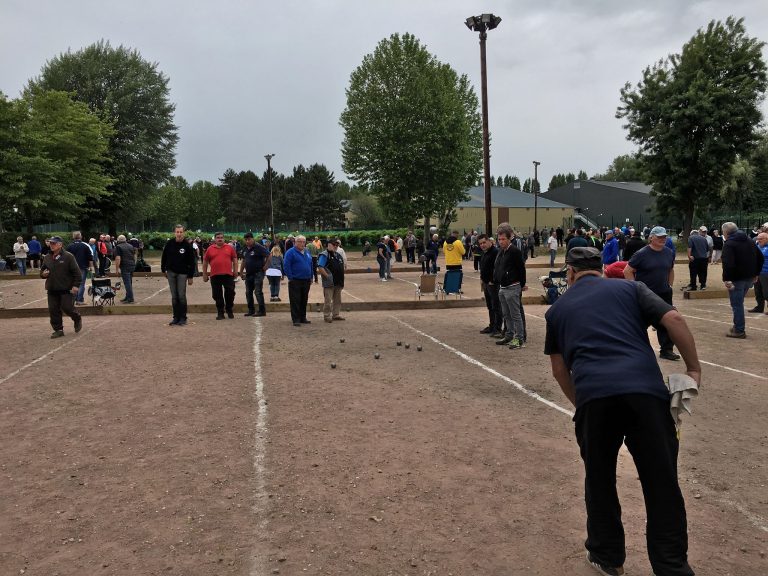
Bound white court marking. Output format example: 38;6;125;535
0;320;110;386
12;296;48;309
681;313;768;333
140;285;169;302
687;306;767;323
342;288;364;302
393;315;574;417
249;318;269;576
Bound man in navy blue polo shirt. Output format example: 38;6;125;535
239;232;270;317
545;247;700;576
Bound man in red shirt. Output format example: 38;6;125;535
203;232;238;319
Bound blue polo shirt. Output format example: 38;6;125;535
242;242;269;274
628;245;675;294
66;240;94;271
544;276;672;409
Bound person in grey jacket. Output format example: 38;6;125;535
40;236;82;338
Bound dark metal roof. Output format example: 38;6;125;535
459;186;574;209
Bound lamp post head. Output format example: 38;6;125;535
533;160;540;168
465;13;501;32
264;154;275;162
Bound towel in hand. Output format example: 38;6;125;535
666;373;699;430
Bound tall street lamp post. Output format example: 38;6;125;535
466;13;501;235
265;154;275;241
533;160;540;233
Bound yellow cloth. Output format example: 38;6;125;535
443;239;465;266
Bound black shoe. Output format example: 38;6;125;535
177;319;187;326
243;312;255;317
748;306;765;313
700;285;707;291
276;297;281;302
293;322;301;327
169;318;179;325
51;330;65;339
659;350;681;361
480;327;493;334
216;313;225;320
255;311;266;317
300;319;311;324
489;331;504;338
495;337;512;345
74;317;82;333
227;311;234;319
586;552;624;576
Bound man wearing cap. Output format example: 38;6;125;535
317;239;346;322
684;226;711;291
601;229;619;266
40;237;83;338
239;232;270;317
546;246;700;576
625;226;680;361
721;222;765;338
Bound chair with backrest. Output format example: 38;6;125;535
438;269;463;299
415;274;437;300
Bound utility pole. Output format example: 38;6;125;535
533;160;541;233
265;154;275;241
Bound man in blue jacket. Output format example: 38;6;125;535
283;235;314;326
601;229;619;266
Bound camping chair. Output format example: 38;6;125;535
437;269;463;300
415;274;437;300
547;266;568;296
88;277;122;306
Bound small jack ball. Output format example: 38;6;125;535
416;346;422;351
374;353;380;359
339;338;345;343
404;344;410;349
331;363;337;369
396;341;402;346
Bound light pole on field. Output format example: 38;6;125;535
533;160;541;233
265;154;275;241
465;13;501;234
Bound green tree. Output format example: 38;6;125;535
186;180;221;229
348;195;385;229
577;170;588;181
340;33;482;239
593;153;649;181
146;176;189;229
617;17;767;236
522;178;531;193
0;90;112;233
748;133;768;210
29;40;179;234
509;175;521;190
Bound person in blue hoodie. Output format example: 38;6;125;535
283;235;313;326
721;222;765;338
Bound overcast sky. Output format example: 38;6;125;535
2;0;767;188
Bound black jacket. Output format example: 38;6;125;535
161;238;196;276
722;232;764;281
479;245;498;284
493;244;526;288
41;250;81;292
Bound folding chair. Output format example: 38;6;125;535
437;270;463;299
415;274;437;300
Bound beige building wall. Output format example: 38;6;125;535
451;207;574;234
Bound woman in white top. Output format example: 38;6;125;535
13;236;29;275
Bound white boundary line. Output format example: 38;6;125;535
681;313;768;333
698;360;768;381
250;318;268;576
0;319;110;386
342;288;364;302
686;307;767;324
12;296;49;309
392;315;574;417
140;285;169;303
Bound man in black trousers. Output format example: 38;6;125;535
545;247;700;576
477;234;502;337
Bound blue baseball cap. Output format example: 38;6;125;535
650;226;667;237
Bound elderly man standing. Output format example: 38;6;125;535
66;231;95;306
478;234;502;337
546;247;700;576
684;226;711;291
114;234;137;303
721;222;765;338
283;235;313;326
40;236;82;338
317;238;346;323
625;226;679;361
749;233;768;314
240;232;270;317
12;236;29;275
